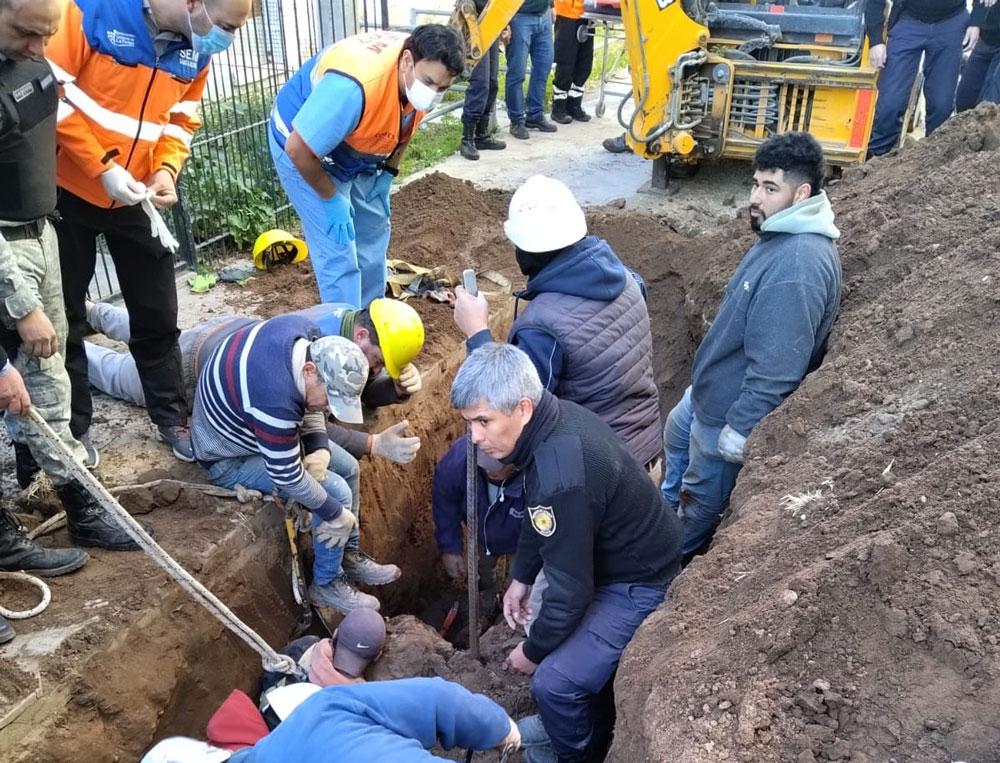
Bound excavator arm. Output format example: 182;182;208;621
450;0;523;70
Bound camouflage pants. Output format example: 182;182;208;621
1;222;87;484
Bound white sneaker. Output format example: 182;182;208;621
309;578;380;613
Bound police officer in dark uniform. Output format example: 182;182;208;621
0;0;139;644
451;342;682;763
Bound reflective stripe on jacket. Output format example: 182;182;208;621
45;0;210;207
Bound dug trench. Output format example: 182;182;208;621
4;105;1000;762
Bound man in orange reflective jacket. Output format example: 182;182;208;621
46;0;251;463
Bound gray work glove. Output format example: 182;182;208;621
371;420;421;464
314;509;358;549
717;424;747;464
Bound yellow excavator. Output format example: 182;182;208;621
450;0;523;71
616;0;891;185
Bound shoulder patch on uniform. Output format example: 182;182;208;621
528;505;556;537
532;435;586;495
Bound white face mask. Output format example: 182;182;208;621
405;64;443;112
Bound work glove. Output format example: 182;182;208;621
100;164;148;206
396;363;422;395
717;424;747;464
322;193;356;245
314;509;358;550
141;198;180;253
366;170;394;217
371;420;421;464
303;449;331;482
442;552;464;581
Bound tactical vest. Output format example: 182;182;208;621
0;57;58;222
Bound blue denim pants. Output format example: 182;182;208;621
868;10;968;156
531;583;666;761
204;453;358;585
269;131;389;308
505;10;555;123
661;387;743;559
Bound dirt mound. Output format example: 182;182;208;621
613;104;1000;763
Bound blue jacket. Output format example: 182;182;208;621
691;192;842;436
231;677;511;762
467;236;642;390
432;436;525;557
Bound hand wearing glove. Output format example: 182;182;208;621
395;363;422;395
323;193;356;245
370;420;421;464
303;449;331;482
100;163;148;206
314;508;358;549
366;170;394;216
717;424;747;464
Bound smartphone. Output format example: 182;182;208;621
462;268;478;297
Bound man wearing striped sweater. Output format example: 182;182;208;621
191;315;400;613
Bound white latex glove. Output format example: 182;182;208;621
100;164;148;206
141;198;180;253
396;363;422;395
303;449;331;482
717;424;747;464
371;420;421;464
314;509;358;549
869;43;887;70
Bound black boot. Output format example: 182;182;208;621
56;481;140;551
460;121;479;161
0;508;89;576
567;96;591;122
13;442;39;490
475;115;506;150
0;614;13;645
550;97;572;125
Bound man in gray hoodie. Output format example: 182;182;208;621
662;132;842;562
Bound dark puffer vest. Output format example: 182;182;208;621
511;237;661;465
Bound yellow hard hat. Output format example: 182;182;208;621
252;229;308;271
368;298;425;379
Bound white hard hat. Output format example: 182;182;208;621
503;175;587;253
140;737;231;763
264;682;322;721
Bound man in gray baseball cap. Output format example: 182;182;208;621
191;316;401;614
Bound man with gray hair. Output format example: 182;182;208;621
451;342;682;763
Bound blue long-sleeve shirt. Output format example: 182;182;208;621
432;436;525;557
691;192;842;437
231;677;511;762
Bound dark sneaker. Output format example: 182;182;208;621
525;116;558;133
0;615;13;645
475;133;507;150
510;122;530;140
342;551;401;586
57;482;141;551
78;432;100;470
309;578;380;613
0;509;89;576
157;425;195;463
602;134;632;154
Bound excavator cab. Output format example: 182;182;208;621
619;0;888;184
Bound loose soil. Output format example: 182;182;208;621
613;104;1000;763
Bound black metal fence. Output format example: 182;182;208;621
91;0;388;299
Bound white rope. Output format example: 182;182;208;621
22;409;304;678
0;571;51;619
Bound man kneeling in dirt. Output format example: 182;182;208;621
662;132;842;563
432;433;525;621
451;342;683;763
190;321;399;613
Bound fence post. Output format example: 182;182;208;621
172;182;199;269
